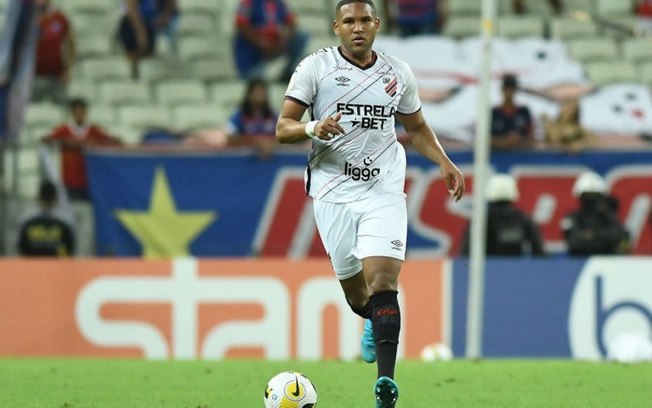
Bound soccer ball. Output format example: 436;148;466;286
263;371;318;408
420;343;453;362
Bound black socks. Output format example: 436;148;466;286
370;290;401;379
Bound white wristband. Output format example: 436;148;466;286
305;120;319;139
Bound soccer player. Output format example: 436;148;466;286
275;1;464;407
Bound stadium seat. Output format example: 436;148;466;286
117;105;173;131
97;81;152;106
595;0;635;17
140;59;189;84
80;57;131;82
601;16;638;38
27;125;53;143
307;35;337;53
442;16;482;38
192;58;238;82
180;0;223;17
61;0;112;15
16;173;41;198
89;105;117;131
497;16;545;38
287;0;328;14
268;83;288;113
218;0;240;36
210;81;247;110
111;124;143;145
67;79;97;100
585;61;638;86
549;17;598;40
622;38;652;63
178;37;223;61
448;0;482;16
76;35;113;60
154;80;209;106
71;13;119;36
566;38;620;63
177;14;216;37
173;105;228;130
25;103;64;130
299;14;334;37
564;0;594;14
637;62;652;86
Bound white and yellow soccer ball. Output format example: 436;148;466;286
263;371;318;408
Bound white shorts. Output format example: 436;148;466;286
313;193;407;280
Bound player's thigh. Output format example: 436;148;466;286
354;193;408;263
313;199;362;280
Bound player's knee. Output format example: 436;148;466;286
370;290;401;344
347;296;371;319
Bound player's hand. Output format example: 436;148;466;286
441;160;465;202
314;112;345;141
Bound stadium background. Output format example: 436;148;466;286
1;0;651;396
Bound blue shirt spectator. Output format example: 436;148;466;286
491;74;533;149
383;0;445;37
227;79;279;158
233;0;308;82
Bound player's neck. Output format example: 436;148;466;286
338;46;375;69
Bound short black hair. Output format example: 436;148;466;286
68;97;88;109
38;180;57;204
335;0;376;16
502;74;518;89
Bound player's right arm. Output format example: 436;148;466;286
276;102;343;144
276;53;343;144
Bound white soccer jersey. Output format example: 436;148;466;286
285;46;421;203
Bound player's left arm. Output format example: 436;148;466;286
397;110;465;201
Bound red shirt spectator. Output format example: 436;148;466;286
636;0;652;17
43;99;122;200
36;6;72;78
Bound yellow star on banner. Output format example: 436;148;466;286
115;167;216;258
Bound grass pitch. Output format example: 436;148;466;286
0;358;650;407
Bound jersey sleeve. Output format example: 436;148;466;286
284;54;318;107
397;62;421;115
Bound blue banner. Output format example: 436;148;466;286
450;257;652;359
86;149;652;257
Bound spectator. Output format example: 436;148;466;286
226;79;278;158
17;180;75;257
32;0;75;105
233;0;309;82
118;0;159;79
460;173;545;256
382;0;446;37
543;98;594;153
491;74;533;150
512;0;562;15
635;0;652;35
42;98;122;201
155;0;180;54
561;171;630;256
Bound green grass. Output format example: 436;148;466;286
0;358;651;407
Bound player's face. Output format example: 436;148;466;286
333;3;380;61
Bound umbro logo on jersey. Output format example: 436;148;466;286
391;240;403;247
385;77;398;97
335;76;350;87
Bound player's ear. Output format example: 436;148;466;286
375;17;380;30
332;20;339;35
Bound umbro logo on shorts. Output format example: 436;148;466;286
391;240;403;250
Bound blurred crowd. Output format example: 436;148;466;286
8;0;650;257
